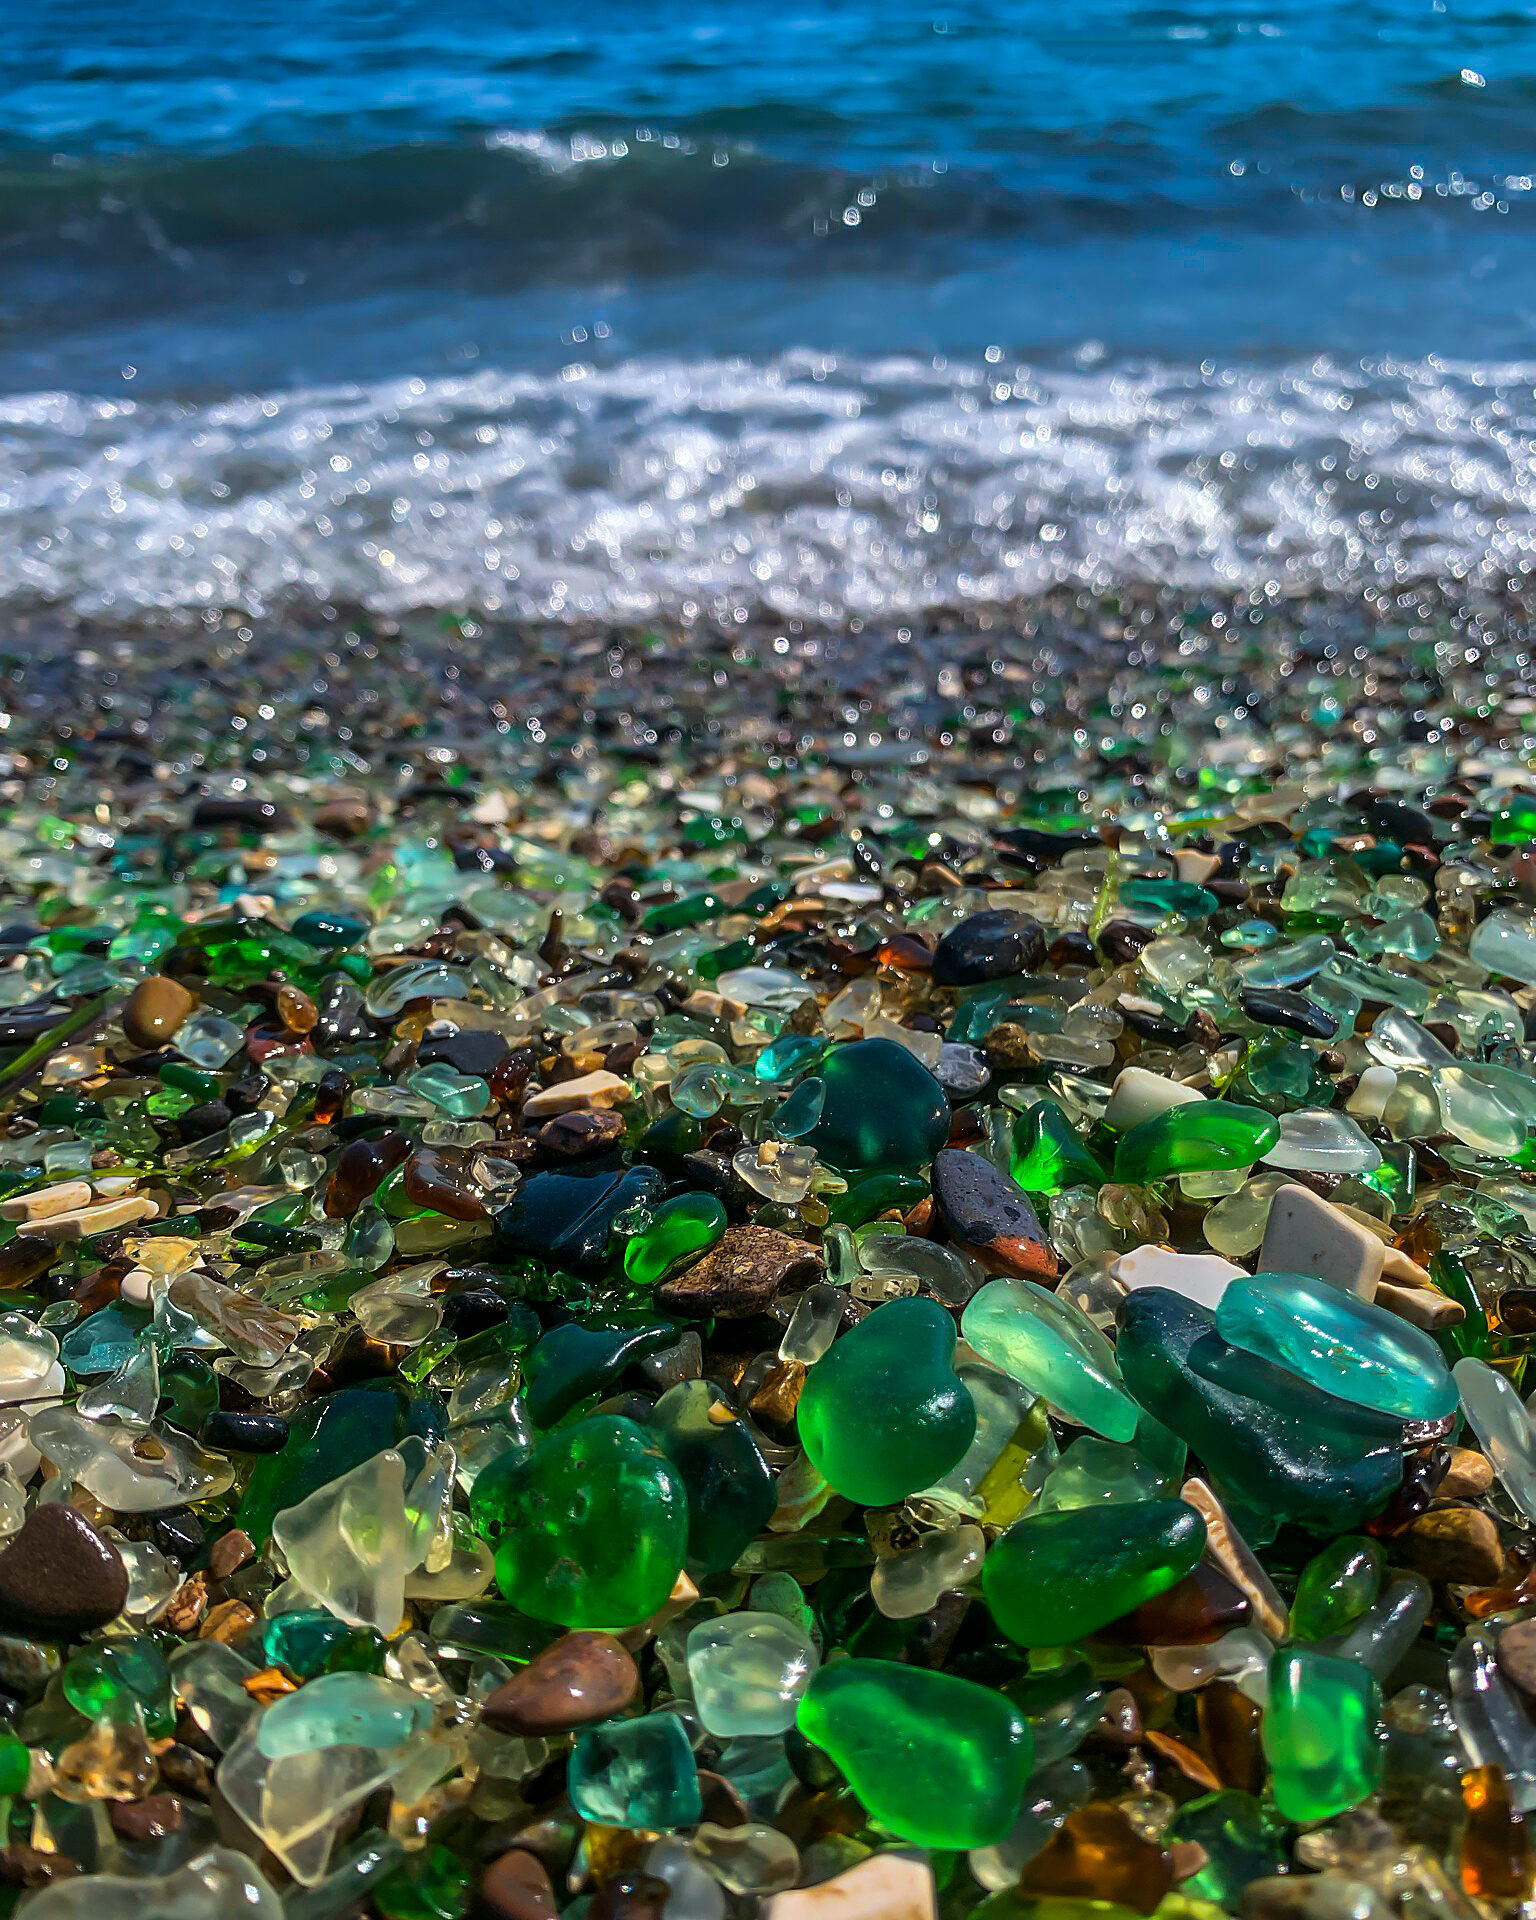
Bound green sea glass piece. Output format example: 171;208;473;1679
568;1712;701;1830
801;1037;951;1172
981;1496;1205;1646
797;1297;975;1506
469;1413;687;1629
1113;1101;1279;1184
622;1191;727;1287
239;1385;408;1547
796;1657;1032;1849
646;1377;776;1575
1262;1647;1383;1823
1215;1271;1457;1422
1289;1536;1384;1642
1009;1099;1105;1195
1116;1289;1404;1532
1455;1356;1536;1523
521;1320;680;1428
962;1277;1138;1441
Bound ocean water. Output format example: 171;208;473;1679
5;0;1536;624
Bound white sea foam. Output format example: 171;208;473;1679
3;350;1535;624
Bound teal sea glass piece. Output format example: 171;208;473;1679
569;1712;701;1830
962;1276;1138;1441
1215;1271;1457;1422
1116;1289;1404;1532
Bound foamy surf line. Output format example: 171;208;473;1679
4;350;1536;624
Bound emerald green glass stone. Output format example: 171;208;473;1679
470;1414;688;1629
521;1320;681;1428
1262;1647;1382;1822
0;1733;28;1797
797;1297;975;1506
1113;1101;1279;1183
801;1038;951;1173
239;1385;408;1546
796;1657;1033;1849
1009;1099;1105;1195
622;1191;727;1287
981;1497;1205;1646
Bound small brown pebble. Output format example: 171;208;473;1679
198;1598;258;1644
154;1743;213;1799
480;1632;639;1736
654;1224;822;1318
1091;1687;1144;1747
1394;1506;1505;1586
1497;1616;1536;1698
120;975;195;1051
158;1573;207;1634
1374;1277;1464;1329
0;1845;79;1889
1439;1447;1495;1500
477;1849;558;1920
1019;1804;1174;1916
240;1667;298;1706
535;1109;626;1158
109;1793;183;1843
980;1021;1034;1070
0;1504;128;1636
589;1872;671;1920
207;1528;256;1581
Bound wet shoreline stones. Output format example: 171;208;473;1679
0;588;1527;1911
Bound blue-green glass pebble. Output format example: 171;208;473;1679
569;1712;702;1830
1215;1270;1457;1422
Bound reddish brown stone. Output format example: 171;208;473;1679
480;1632;639;1736
476;1849;558;1920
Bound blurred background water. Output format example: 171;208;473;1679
5;0;1536;623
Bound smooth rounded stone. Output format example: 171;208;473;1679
1393;1506;1506;1586
962;1277;1138;1441
0;1179;91;1225
479;1632;638;1734
1260;1109;1382;1175
934;1042;991;1100
1455;1357;1536;1524
1103;1066;1204;1132
0;1504;129;1635
569;1711;701;1830
121;975;196;1051
982;1497;1205;1647
801;1038;951;1173
1116;1290;1406;1534
1262;1648;1383;1823
478;1850;559;1920
1215;1271;1457;1422
18;1848;280;1920
1113;1101;1279;1184
1494;1617;1536;1698
1345;1064;1398;1124
930;1147;1056;1280
469;1414;688;1630
798;1298;976;1506
762;1855;936;1920
931;909;1046;987
1109;1245;1245;1311
1239;986;1338;1039
1255;1184;1384;1301
686;1611;818;1736
653;1223;822;1319
796;1657;1032;1849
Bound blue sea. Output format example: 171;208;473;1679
5;0;1536;624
